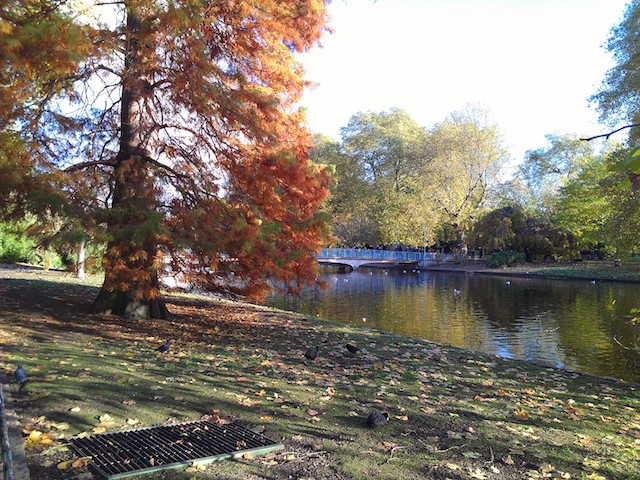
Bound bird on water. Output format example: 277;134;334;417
367;411;389;428
304;346;319;360
156;339;172;353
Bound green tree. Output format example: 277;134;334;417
592;1;640;131
424;105;508;253
468;206;525;253
337;108;435;246
470;205;577;261
311;134;379;246
552;155;612;251
591;0;640;190
519;134;595;218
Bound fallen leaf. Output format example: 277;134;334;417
72;457;92;469
24;430;53;449
463;451;482;459
41;444;69;456
470;469;488;479
57;460;74;470
98;414;113;424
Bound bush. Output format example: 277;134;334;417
0;223;37;264
486;250;526;268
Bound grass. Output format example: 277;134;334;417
437;259;640;283
1;265;640;479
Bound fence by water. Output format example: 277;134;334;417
320;248;454;264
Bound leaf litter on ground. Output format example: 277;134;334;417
1;267;640;479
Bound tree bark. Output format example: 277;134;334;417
89;5;171;320
76;239;85;280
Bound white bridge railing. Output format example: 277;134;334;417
320;248;453;263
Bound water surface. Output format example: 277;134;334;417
267;268;640;382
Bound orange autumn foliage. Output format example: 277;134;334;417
1;0;332;317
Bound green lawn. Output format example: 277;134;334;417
1;266;639;480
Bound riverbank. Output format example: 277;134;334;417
422;260;640;283
1;265;640;479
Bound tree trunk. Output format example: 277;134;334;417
89;6;170;320
76;239;85;280
91;273;171;319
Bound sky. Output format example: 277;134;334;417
298;0;630;172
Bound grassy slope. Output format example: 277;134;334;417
1;266;639;480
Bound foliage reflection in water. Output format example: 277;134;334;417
267;268;640;382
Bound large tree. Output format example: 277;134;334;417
424;105;508;253
519;134;595;219
590;0;640;190
337;108;435;246
1;1;331;318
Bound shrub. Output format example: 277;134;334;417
0;223;37;264
486;250;526;268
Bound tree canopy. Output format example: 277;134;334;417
1;0;332;318
312;106;507;251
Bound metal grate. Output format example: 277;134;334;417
68;421;283;479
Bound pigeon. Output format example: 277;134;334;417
505;281;511;285
156;339;172;353
366;411;389;428
345;343;361;354
304;346;319;360
14;365;27;386
453;288;461;296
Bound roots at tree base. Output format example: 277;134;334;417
89;287;171;319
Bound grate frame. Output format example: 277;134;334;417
68;421;283;480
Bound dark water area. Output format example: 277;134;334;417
267;268;640;382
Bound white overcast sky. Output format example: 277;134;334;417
298;0;630;170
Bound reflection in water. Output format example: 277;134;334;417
267;268;640;382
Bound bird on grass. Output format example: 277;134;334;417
453;288;461;296
304;346;319;360
366;411;389;428
14;365;27;387
345;343;361;354
156;339;172;353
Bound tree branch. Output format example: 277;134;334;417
143;155;189;179
580;123;640;141
65;160;116;172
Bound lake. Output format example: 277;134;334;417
267;268;640;382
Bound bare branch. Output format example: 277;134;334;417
580;123;640;142
143;155;189;179
65;160;116;172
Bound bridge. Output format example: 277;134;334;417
317;248;452;271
